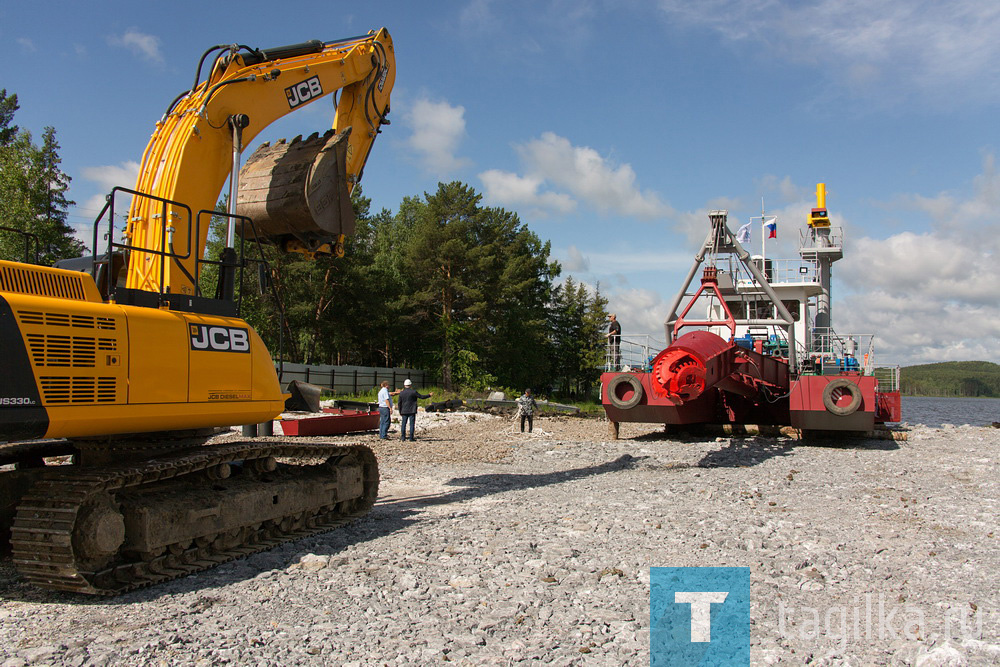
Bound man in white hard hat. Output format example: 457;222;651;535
396;379;432;441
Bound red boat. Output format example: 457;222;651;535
279;407;379;436
602;184;901;435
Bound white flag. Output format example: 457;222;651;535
736;221;752;244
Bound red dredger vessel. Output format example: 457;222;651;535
602;184;901;435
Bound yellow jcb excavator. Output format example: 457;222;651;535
0;29;395;594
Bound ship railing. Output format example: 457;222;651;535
605;334;665;372
799;226;845;251
765;326;814;366
808;328;876;375
873;365;901;392
734;258;820;287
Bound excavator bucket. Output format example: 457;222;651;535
284;380;324;413
236;129;355;254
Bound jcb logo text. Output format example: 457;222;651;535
190;325;250;353
286;76;323;108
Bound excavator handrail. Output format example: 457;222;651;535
0;225;41;264
93;186;195;300
92;187;272;312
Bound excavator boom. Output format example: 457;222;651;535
125;29;394;295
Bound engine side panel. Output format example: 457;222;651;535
127;307;187;404
0;295;48;440
1;289;285;440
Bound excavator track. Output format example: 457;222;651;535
9;441;378;595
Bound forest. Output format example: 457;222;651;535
204;182;610;397
900;361;1000;397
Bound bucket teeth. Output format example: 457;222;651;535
236;128;355;251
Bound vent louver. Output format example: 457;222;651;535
25;335;117;367
17;311;116;330
0;265;90;300
39;377;117;404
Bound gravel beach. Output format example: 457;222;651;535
1;411;997;666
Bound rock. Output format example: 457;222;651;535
19;647;59;663
0;419;996;666
915;643;967;666
297;553;330;571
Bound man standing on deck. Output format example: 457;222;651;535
606;313;622;370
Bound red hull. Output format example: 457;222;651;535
788;375;876;431
602;370;899;431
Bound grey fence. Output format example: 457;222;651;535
275;363;434;395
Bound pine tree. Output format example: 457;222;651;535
0;89;18;145
35;127;84;262
0;94;84;263
548;278;608;397
0;131;38;260
467;205;558;391
403;182;484;390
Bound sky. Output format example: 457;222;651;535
2;0;999;367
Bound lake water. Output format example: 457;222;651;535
900;396;1000;427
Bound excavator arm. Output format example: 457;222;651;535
124;29;394;296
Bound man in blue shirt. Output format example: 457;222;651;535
377;380;393;439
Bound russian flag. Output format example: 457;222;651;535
764;216;777;239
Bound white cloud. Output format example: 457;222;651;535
405;98;471;174
479;169;576;216
655;0;1000;106
561;245;590;272
605;287;670;340
757;175;810;203
108;28;164;65
78;162;141;225
483;132;673;220
835;154;1000;365
459;0;497;33
518;133;673;219
16;38;36;53
81;162;141;193
898;153;1000;237
582;247;691;276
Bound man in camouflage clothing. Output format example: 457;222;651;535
516;388;537;433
